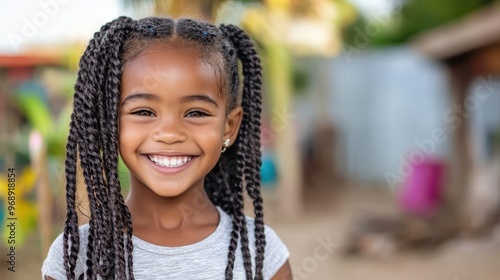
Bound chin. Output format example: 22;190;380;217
151;186;189;198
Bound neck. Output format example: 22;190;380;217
125;178;217;231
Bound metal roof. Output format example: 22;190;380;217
412;4;500;60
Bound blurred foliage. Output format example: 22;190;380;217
9;76;72;191
239;0;356;96
242;0;356;56
13;92;71;159
0;72;72;245
343;0;497;47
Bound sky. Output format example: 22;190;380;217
348;0;394;17
0;0;391;54
0;0;131;53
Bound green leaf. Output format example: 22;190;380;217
13;93;53;138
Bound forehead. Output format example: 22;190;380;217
121;43;221;99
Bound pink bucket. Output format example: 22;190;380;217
397;158;445;217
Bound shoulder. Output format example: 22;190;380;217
218;208;288;250
244;214;291;279
41;224;90;279
218;209;291;279
244;215;286;248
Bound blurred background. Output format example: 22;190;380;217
1;0;500;279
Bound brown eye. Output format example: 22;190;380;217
132;109;155;117
186;110;209;118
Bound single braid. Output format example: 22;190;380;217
225;211;240;278
63;113;79;280
232;147;255;279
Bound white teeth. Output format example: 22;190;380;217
148;155;193;168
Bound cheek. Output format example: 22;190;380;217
118;120;137;154
192;123;224;150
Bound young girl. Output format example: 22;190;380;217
41;16;291;280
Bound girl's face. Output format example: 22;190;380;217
118;43;242;198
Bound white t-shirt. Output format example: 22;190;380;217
42;206;289;280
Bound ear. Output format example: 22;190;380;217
223;105;243;145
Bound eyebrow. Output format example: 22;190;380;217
180;94;219;108
121;93;160;106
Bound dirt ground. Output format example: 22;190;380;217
1;184;499;280
265;184;500;280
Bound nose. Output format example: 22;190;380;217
151;115;187;144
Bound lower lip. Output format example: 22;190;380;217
143;155;196;174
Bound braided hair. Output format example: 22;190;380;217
63;16;265;280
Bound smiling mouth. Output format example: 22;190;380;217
147;155;194;168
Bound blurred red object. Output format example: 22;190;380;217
0;53;62;68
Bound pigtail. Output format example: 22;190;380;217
64;16;136;280
219;24;266;280
64;19;115;279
